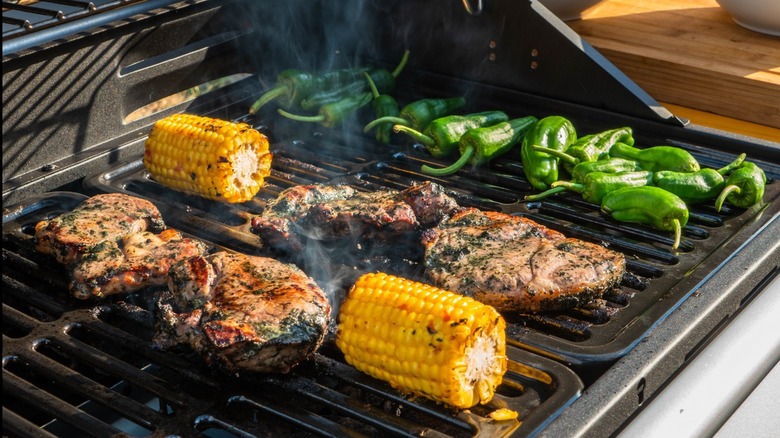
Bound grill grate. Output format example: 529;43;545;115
3;0;155;39
71;105;779;371
2;200;583;437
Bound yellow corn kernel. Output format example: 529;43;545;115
143;113;272;203
336;272;507;410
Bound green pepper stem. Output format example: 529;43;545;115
717;153;747;176
714;184;741;211
364;116;409;133
392;125;435;147
531;145;580;166
249;84;288;115
671;218;682;251
392;49;411;78
523;186;567;201
421;146;475;176
277;108;324;124
550;180;585;193
364;72;380;99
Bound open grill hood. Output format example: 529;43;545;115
3;0;779;436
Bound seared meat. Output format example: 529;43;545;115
70;229;209;300
250;181;460;252
400;180;461;225
34;193;165;265
422;208;625;313
153;252;331;374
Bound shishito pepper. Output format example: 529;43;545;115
653;153;746;204
421;116;537;176
277;91;372;128
715;160;767;211
393;111;509;158
364;72;400;144
601;186;689;251
363;96;467;133
527;170;653;204
610;142;700;173
532;126;634;173
520;115;577;190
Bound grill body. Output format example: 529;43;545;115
3;1;779;436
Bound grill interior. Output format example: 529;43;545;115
3;0;780;436
83;80;780;373
3;192;583;437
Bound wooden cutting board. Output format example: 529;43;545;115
568;0;780;134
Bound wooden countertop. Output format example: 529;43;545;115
567;0;780;143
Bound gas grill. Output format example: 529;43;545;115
3;0;779;436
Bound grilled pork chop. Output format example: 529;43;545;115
422;208;625;313
250;181;460;252
34;193;165;265
69;229;209;300
153;252;331;374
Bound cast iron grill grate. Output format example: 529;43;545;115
2;197;583;437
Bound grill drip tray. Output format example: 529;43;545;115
2;191;582;437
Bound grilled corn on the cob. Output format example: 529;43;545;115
336;272;507;409
143;113;272;203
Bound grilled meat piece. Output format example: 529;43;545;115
153;252;331;374
422;208;625;313
69;229;209;300
34;193;165;265
400;180;461;225
250;181;460;252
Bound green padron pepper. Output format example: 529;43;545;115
653;153;746;204
532;126;634;174
524;157;645;201
298;68;396;111
250;50;410;114
715;160;767;211
601;186;689;251
570;157;644;183
527;170;653;204
421;116;537;176
250;66;368;114
364;96;467;133
521;115;577;190
277;91;372;129
364;72;400;144
393;111;509;158
610;142;700;173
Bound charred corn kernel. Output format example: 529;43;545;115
336;272;507;409
143;113;272;203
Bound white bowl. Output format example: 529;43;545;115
716;0;780;37
537;0;606;21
